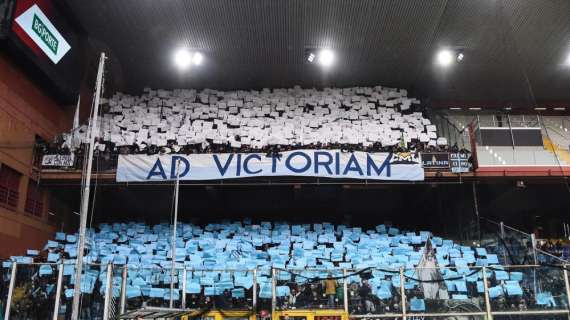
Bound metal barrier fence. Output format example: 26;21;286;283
2;262;570;319
479;218;570;267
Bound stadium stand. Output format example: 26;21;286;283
50;86;446;155
476;146;570;166
3;221;567;318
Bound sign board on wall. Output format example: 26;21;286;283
7;0;81;101
450;153;470;173
14;4;70;63
116;150;425;182
420;152;450;169
41;154;74;167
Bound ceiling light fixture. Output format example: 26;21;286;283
437;49;454;67
192;52;203;66
174;48;193;70
307;53;316;63
318;49;335;67
457;51;465;62
174;48;203;70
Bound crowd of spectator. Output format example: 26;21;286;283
40;86;452;162
538;240;570;260
2;220;567;319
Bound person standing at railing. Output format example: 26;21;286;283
323;274;338;308
335;283;343;309
288;287;301;308
358;279;375;313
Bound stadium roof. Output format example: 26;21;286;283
66;0;570;107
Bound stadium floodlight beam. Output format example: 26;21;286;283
174;48;193;70
437;49;454;67
318;49;335;67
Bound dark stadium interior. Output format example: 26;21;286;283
48;181;570;239
25;0;570;107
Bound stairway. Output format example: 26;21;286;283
543;137;570;164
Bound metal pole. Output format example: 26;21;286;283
271;268;277;314
71;52;106;320
563;267;570;320
500;222;507;264
170;159;181;308
507;114;516;149
4;262;17;320
342;269;348;314
252;269;258;312
181;268;187;309
476;114;483;144
52;263;64;320
119;265;128;314
400;267;406;320
531;233;538;264
531;233;538;297
482;267;493;320
102;263;113;320
472;182;481;242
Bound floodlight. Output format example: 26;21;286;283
437;49;454;66
174;48;192;70
457;52;464;62
192;52;203;66
318;49;334;67
307;53;316;63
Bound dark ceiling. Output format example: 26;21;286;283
65;0;570;107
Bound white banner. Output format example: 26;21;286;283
42;154;75;167
116;150;424;182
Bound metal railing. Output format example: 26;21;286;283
2;261;570;319
427;111;471;150
479;218;569;267
476;115;541;129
